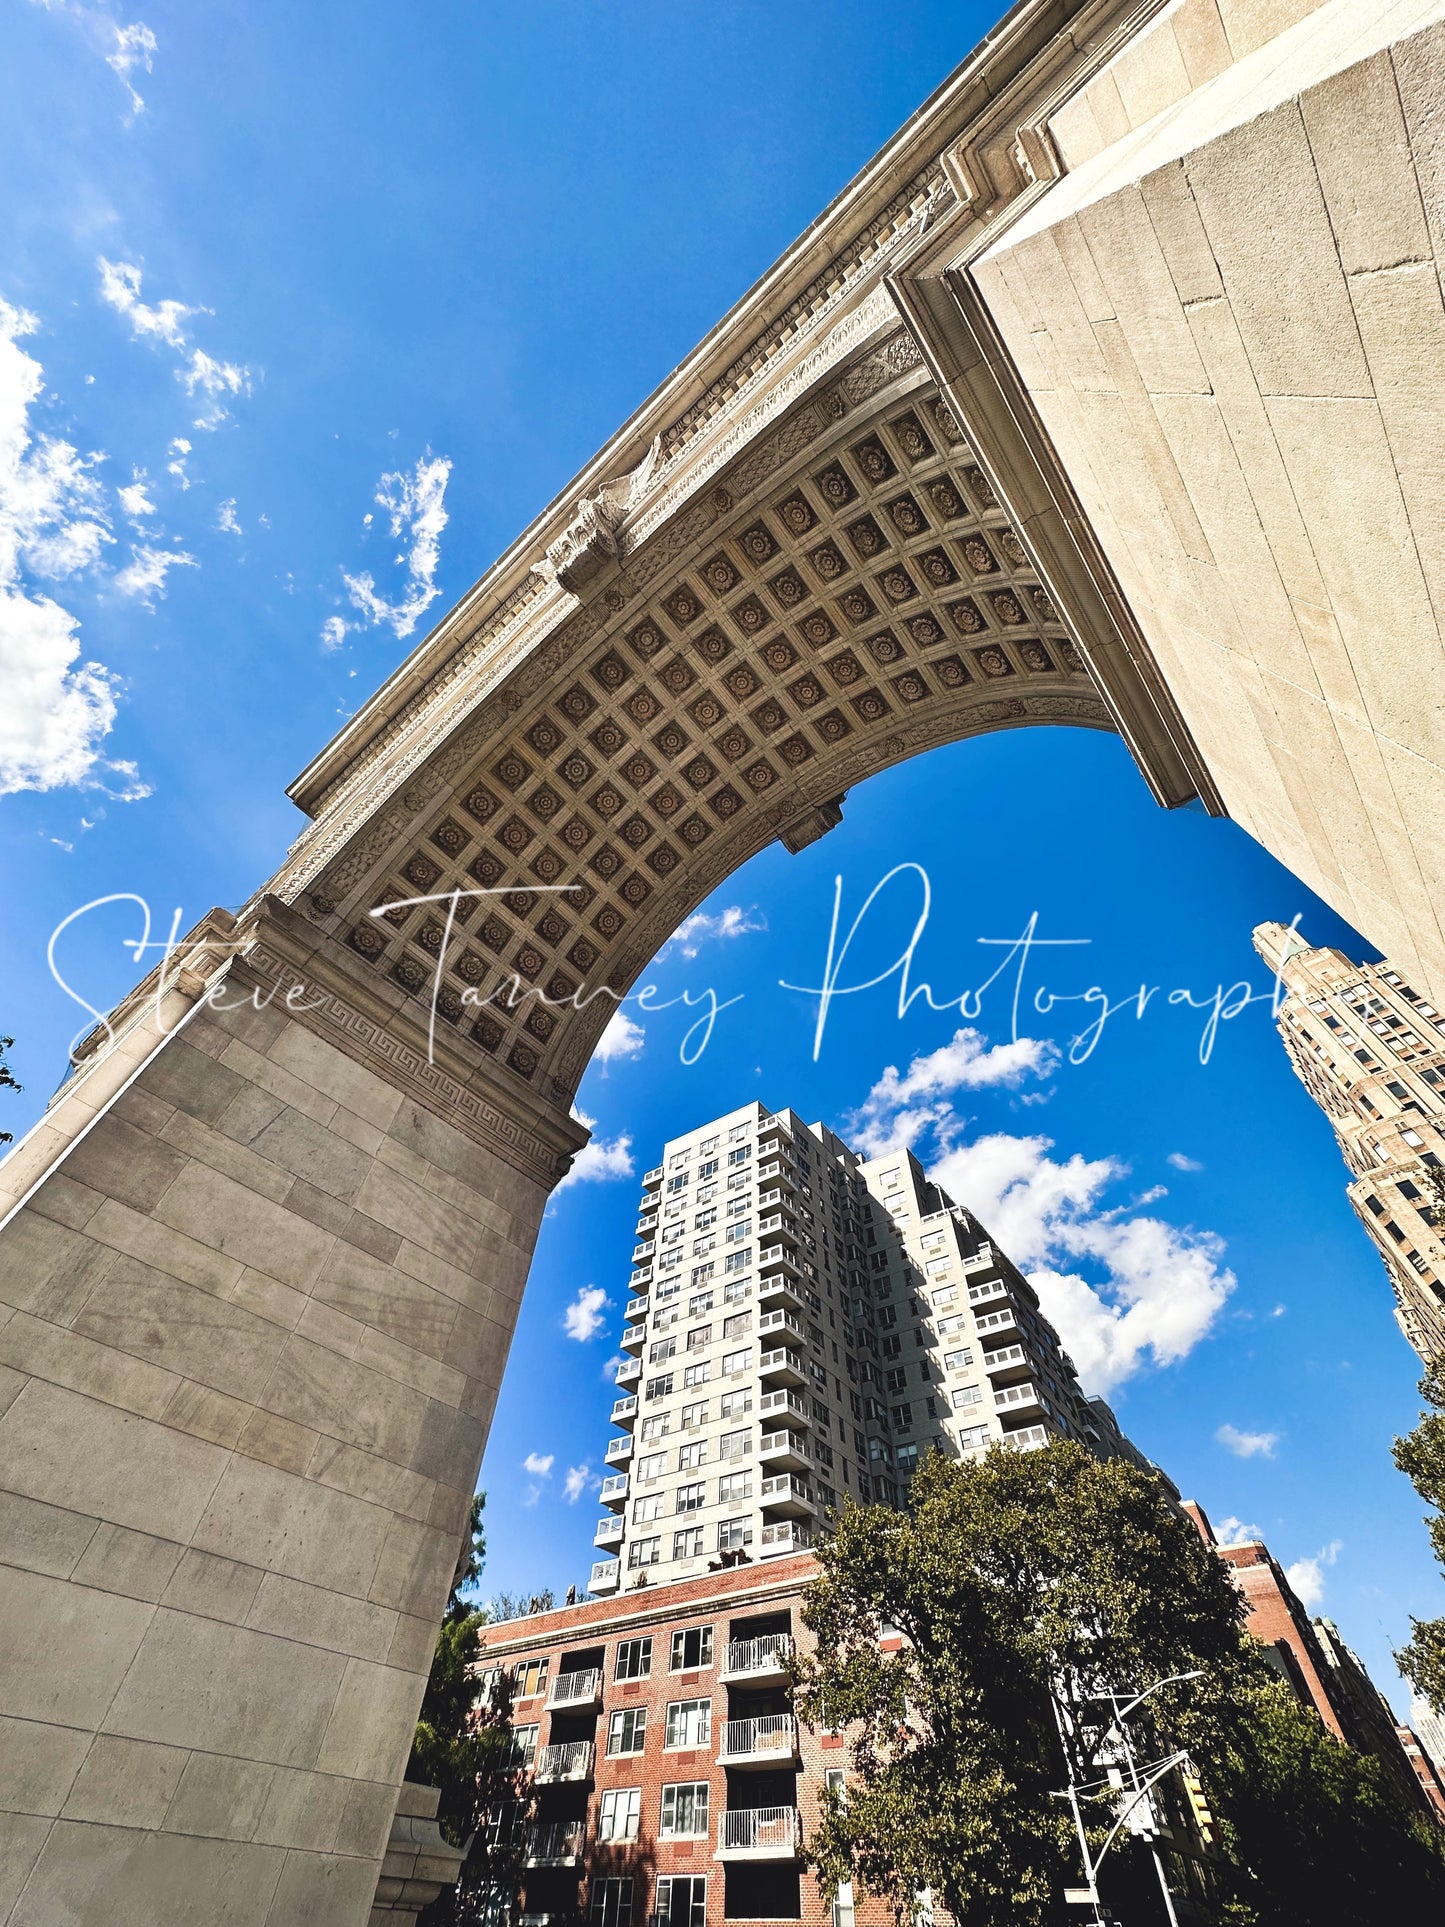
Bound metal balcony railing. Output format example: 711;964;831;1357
718;1714;797;1761
600;1473;628;1502
594;1516;624;1545
759;1390;808;1423
967;1278;1008;1305
983;1344;1027;1372
719;1807;801;1854
758;1309;805;1340
760;1474;814;1509
535;1740;594;1782
994;1381;1043;1410
973;1306;1018;1336
604;1436;633;1464
524;1822;585;1863
1005;1424;1051;1451
758;1429;811;1464
723;1634;794;1677
760;1521;812;1555
548;1667;601;1707
590;1560;620;1591
611;1395;638;1423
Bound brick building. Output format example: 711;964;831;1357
476;1554;870;1927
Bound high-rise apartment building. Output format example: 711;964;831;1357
1253;922;1445;1361
590;1101;1140;1597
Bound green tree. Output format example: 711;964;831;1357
0;1036;21;1145
1393;1355;1445;1712
411;1494;532;1926
793;1443;1445;1927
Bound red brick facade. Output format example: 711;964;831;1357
477;1555;882;1927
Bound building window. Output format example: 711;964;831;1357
679;1440;706;1471
615;1637;652;1682
676;1481;706;1512
511;1724;539;1766
724;1249;752;1273
698;1159;719;1180
891;1404;912;1431
673;1526;704;1560
687;1324;712;1351
682;1400;708;1430
628;1536;661;1569
641;1415;671;1443
647;1374;675;1401
720;1390;752;1418
591;1878;634;1927
723;1277;750;1304
957;1423;989;1450
719;1428;751;1460
717;1519;752;1553
689;1291;714;1317
729;1146;752;1166
633;1494;663;1524
649;1338;678;1364
512;1658;549;1699
885;1367;907;1393
684;1361;712;1389
607;1707;647;1756
723;1348;751;1376
599;1787;641;1842
660;1782;710;1838
636;1451;666;1482
718;1470;752;1501
671;1625;714;1671
952;1385;982;1411
896;1443;920;1480
664;1699;712;1748
943;1347;973;1373
723;1311;752;1337
936;1313;965;1336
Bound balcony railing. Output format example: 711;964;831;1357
535;1739;595;1783
615;1357;641;1385
760;1521;813;1556
1005;1424;1051;1451
611;1395;638;1424
723;1634;794;1680
718;1807;801;1858
967;1278;1008;1306
973;1306;1018;1336
629;1268;653;1290
548;1667;602;1708
594;1516;624;1546
643;1167;663;1184
625;1295;649;1319
604;1436;633;1464
758;1429;812;1467
758;1308;805;1341
759;1389;809;1424
590;1560;620;1592
600;1473;628;1504
524;1822;585;1865
760;1474;815;1512
718;1714;798;1764
759;1348;806;1383
994;1381;1043;1411
983;1344;1028;1373
961;1246;995;1272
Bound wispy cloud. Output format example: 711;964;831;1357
1216;1423;1278;1460
1167;1151;1204;1172
521;1450;554;1506
114;542;196;605
216;499;240;536
564;1464;593;1504
592;1009;645;1065
27;5;158;118
117;474;154;522
0;294;139;797
563;1285;609;1342
166;437;191;488
97;258;252;429
847;1026;1058;1156
1214;1515;1262;1546
668;904;766;959
326;452;451;647
554;1107;634;1194
1285;1540;1342;1610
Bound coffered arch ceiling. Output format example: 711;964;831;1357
254;329;1110;1128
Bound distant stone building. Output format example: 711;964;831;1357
1253;922;1445;1360
1184;1502;1434;1818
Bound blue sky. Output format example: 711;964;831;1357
0;0;1436;1710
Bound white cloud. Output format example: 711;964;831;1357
216;498;240;535
848;1027;1059;1156
669;904;766;959
0;295;133;796
1285;1541;1342;1610
97;259;251;428
105;20;157;115
603;1354;627;1384
593;1009;645;1064
320;615;349;652
563;1464;591;1504
523;1451;554;1478
1216;1423;1278;1460
166;437;191;488
1213;1516;1263;1546
927;1130;1235;1396
117;475;154;521
1167;1152;1204;1172
97;256;192;350
341;453;451;639
554;1107;635;1194
114;542;196;605
563;1285;609;1342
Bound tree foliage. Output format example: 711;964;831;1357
0;1036;20;1145
793;1442;1445;1927
1392;1178;1445;1714
411;1493;533;1926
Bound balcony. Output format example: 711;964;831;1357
600;1473;628;1507
625;1295;649;1320
759;1348;807;1388
718;1714;800;1768
760;1474;816;1516
611;1395;639;1425
967;1278;1008;1307
759;1389;809;1426
758;1429;811;1472
524;1822;585;1867
716;1807;801;1861
615;1357;642;1386
604;1436;633;1465
621;1323;645;1352
758;1308;806;1344
983;1343;1030;1381
760;1521;813;1558
629;1268;653;1291
994;1381;1044;1415
960;1246;995;1273
1004;1423;1051;1451
721;1634;795;1684
632;1241;655;1261
758;1245;801;1277
548;1667;603;1711
594;1516;624;1547
973;1305;1018;1338
534;1739;595;1784
590;1560;620;1593
643;1167;663;1185
758;1272;805;1312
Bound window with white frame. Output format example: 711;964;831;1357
606;1707;647;1756
598;1787;641;1842
678;1438;706;1471
718;1469;751;1502
683;1360;711;1388
681;1400;708;1431
718;1427;750;1460
664;1698;712;1748
673;1526;704;1560
722;1347;750;1375
717;1519;752;1553
632;1493;662;1524
659;1781;710;1838
636;1450;666;1482
676;1481;705;1512
511;1724;539;1766
720;1389;752;1418
627;1536;660;1569
614;1637;652;1681
640;1414;671;1443
670;1625;714;1671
